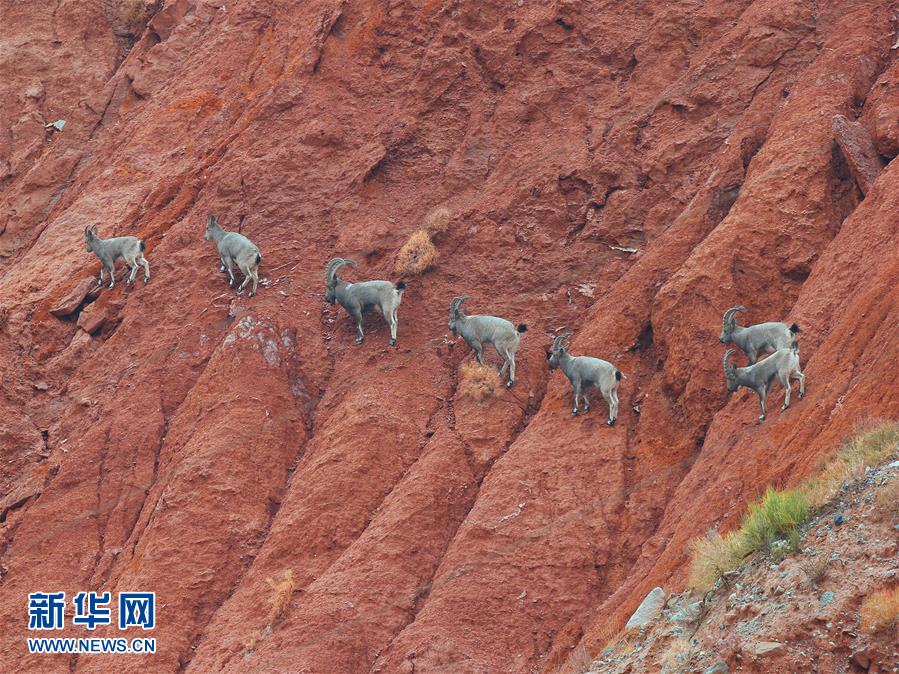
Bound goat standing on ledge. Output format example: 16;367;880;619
324;258;405;346
448;295;526;388
204;215;262;297
719;305;799;364
84;224;150;289
723;343;805;423
547;333;621;424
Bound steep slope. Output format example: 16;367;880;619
0;1;897;672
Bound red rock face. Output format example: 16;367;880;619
0;1;897;672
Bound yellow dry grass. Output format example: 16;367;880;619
457;362;502;402
860;585;899;633
395;229;437;275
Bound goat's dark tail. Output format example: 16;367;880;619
615;370;622;381
789;323;800;334
396;281;407;291
140;241;146;252
517;324;528;333
255;253;261;265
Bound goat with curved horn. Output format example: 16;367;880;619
719;304;799;364
547;331;621;424
723;342;805;422
324;257;405;346
448;295;526;388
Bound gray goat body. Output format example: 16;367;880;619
547;333;621;424
719;306;799;364
325;258;405;346
84;224;150;289
448;296;526;388
723;344;805;422
204;215;261;296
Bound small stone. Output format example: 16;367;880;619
753;641;783;656
774;586;785;595
33;382;49;391
704;662;728;674
821;591;835;606
834;514;844;526
850;651;870;670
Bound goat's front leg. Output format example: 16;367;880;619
607;388;619;426
223;258;235;287
97;267;105;287
106;263;116;289
571;379;581;416
386;304;398;346
780;375;792;411
757;385;767;422
219;256;227;273
468;340;484;365
794;370;805;399
349;307;365;344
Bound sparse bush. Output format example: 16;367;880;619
799;556;828;586
565;644;593;674
660;637;694;673
457;362;502;402
873;479;899;520
121;0;147;33
395;229;437;275
421;206;452;237
687;529;750;591
265;569;294;628
860;585;899;632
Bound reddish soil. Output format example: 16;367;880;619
0;1;897;672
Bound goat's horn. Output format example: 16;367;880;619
722;349;735;371
723;306;745;321
552;332;572;351
324;257;351;284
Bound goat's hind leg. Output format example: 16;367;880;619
793;369;805;399
779;374;792;411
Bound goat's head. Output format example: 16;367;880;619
448;295;469;336
204;215;219;241
722;349;739;392
324;258;354;304
720;306;745;343
84;224;98;251
547;333;571;370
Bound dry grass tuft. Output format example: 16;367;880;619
121;0;147;33
687;529;750;592
395;229;437;275
565;644;593;674
660;637;694;672
421;206;453;237
265;569;294;628
860;585;899;633
457;362;502;402
873;479;899;521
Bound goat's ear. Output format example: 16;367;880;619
207;214;216;226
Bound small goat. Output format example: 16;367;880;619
719;306;799;364
84;224;150;289
324;258;405;346
204;215;261;296
448;296;526;388
723;344;805;422
547;333;621;424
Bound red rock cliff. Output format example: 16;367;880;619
0;0;897;672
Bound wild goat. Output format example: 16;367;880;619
204;215;261;296
84;225;150;289
719;306;799;364
547;333;621;424
448;296;526;388
723;344;805;423
324;258;405;346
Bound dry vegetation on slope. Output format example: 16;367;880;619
0;1;898;672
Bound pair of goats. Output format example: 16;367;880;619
84;215;262;296
719;306;805;422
